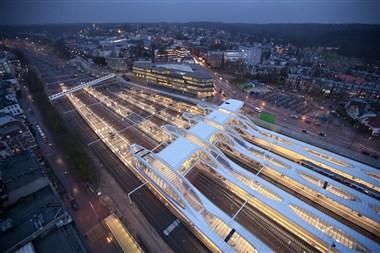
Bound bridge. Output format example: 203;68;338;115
48;74;115;101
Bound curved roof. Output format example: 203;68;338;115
157;64;194;72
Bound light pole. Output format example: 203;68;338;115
128;182;148;204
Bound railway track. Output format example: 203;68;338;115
220;145;380;243
187;164;319;253
63;93;210;253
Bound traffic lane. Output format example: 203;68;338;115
20;78;111;241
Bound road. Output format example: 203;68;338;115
18;74;117;253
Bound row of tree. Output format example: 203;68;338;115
14;49;93;181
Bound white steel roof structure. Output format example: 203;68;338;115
130;99;380;253
157;137;200;170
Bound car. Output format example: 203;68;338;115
302;129;309;134
254;107;262;113
70;199;80;211
319;132;327;137
290;114;299;119
314;122;321;127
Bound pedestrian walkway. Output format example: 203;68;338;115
104;214;143;253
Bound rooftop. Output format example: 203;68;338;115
157;137;199;170
188;122;218;141
0;187;64;252
0;152;43;193
219;99;244;113
134;62;212;80
157;64;194;73
206;110;230;125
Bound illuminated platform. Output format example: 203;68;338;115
132;99;380;253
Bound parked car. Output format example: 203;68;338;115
319;132;327;137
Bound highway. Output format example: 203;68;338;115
186;163;320;253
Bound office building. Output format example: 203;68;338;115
133;62;215;98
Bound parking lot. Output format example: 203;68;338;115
259;92;310;115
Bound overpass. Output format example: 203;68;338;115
48;74;115;101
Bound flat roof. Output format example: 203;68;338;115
207;110;230;125
157;64;194;73
134;62;212;80
0;187;63;252
157;137;199;170
219;99;244;113
188;122;218;141
0;152;42;192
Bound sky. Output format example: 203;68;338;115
1;0;379;25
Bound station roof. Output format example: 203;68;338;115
206;110;230;125
188;122;218;141
157;137;199;170
219;99;244;113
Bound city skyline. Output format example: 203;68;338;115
1;0;380;25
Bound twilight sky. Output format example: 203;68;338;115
1;0;379;25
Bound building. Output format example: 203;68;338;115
223;50;244;63
130;99;379;253
155;46;190;62
206;51;224;68
0;152;88;253
286;74;380;99
0;115;36;157
360;115;380;136
242;46;262;67
133;62;215;98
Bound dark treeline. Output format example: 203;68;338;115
12;49;93;181
185;22;380;61
1;23;379;60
